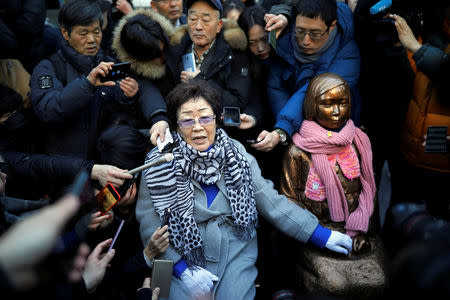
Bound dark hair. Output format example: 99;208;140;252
0;84;23;117
120;14;167;61
294;0;337;28
166;80;222;130
237;4;267;37
96;124;148;170
58;0;104;35
223;0;246;18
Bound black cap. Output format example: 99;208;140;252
185;0;223;18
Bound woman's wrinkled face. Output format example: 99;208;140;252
177;97;217;151
316;84;350;129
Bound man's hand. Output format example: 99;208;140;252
180;70;200;83
115;182;137;214
137;277;160;300
150;120;170;146
86;62;115;87
251;130;280;152
0;171;6;194
264;14;288;38
239;114;256;130
144;225;170;261
115;0;133;15
82;239;116;293
91;164;133;188
119;77;139;98
0;193;80;290
87;211;113;231
389;14;422;54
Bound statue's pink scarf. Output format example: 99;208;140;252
292;120;376;236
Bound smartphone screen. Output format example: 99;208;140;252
100;62;131;82
425;126;447;153
223;106;241;126
151;259;174;298
96;183;121;215
268;30;276;50
182;53;196;73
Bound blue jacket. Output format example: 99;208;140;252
268;2;361;137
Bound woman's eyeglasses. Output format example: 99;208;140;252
294;27;330;40
177;115;216;128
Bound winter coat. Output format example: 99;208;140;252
167;19;252;110
400;32;449;173
268;2;361;137
30;40;133;159
135;139;319;299
112;9;176;129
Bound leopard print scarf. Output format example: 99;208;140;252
144;128;258;267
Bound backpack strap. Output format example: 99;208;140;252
47;52;67;86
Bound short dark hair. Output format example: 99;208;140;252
58;0;103;35
294;0;337;27
237;5;267;38
166;80;222;130
96;124;148;170
120;14;167;61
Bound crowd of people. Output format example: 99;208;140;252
0;0;449;299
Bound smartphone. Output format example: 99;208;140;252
246;139;262;144
182;53;196;73
108;219;125;251
425;126;447;153
268;30;276;51
151;259;174;298
100;62;131;82
222;106;241;127
97;183;121;215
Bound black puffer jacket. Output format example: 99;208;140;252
30;40;133;159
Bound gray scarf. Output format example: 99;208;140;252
292;27;338;63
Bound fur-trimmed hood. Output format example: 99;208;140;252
112;9;175;80
170;18;247;51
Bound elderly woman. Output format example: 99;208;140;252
135;80;352;300
280;73;387;298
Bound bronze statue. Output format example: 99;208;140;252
280;73;387;299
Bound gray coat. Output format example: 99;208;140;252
135;140;319;299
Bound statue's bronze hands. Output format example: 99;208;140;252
352;235;371;254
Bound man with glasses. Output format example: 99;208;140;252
253;0;362;152
151;0;186;27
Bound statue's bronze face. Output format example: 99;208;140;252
316;84;349;129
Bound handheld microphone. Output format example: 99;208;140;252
126;153;174;175
370;0;392;15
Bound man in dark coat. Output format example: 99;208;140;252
167;0;260;141
30;0;134;197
